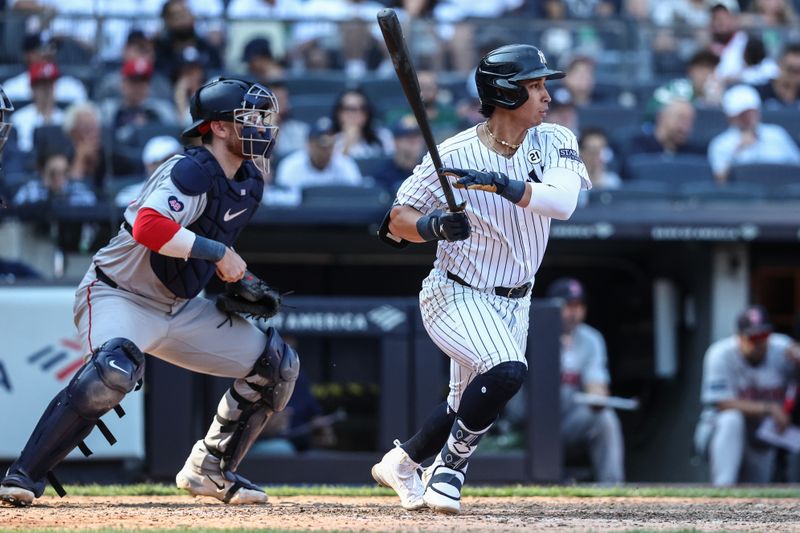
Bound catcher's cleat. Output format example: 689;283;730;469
422;463;464;515
0;484;35;507
371;440;425;510
175;463;267;505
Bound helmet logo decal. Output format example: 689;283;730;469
538;49;547;65
527;149;541;164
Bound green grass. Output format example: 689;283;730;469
37;483;800;499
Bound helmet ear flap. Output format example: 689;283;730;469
492;79;528;110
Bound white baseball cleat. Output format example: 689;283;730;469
371;440;425;510
0;485;35;507
175;464;267;505
423;464;465;514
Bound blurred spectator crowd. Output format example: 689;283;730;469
2;0;800;213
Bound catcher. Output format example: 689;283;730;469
0;77;299;507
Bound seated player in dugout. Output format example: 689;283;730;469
373;44;591;514
695;305;800;486
547;278;624;484
0;77;299;507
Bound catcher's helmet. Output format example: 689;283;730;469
475;44;564;110
0;84;13;154
183;77;279;174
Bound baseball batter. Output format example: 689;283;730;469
372;44;590;514
0;77;299;507
547;278;624;484
695;305;800;486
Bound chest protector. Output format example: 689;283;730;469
150;146;263;299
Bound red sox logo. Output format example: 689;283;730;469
168;195;184;212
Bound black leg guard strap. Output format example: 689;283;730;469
45;473;66;498
457;361;527;430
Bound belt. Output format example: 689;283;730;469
95;265;118;289
446;271;532;299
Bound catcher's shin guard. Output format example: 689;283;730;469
203;327;299;472
1;338;144;498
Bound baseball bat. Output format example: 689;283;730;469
377;8;465;213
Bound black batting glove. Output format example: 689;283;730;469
416;210;471;242
444;167;525;204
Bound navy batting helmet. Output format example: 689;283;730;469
183;77;279;174
475;44;564;110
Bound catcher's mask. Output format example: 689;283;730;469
0;85;13;154
183;77;280;176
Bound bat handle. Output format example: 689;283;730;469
448;201;467;213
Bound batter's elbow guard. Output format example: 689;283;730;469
377;208;409;249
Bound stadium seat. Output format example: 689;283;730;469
128;123;183;149
773;182;800;198
32;125;71;157
359;77;405;107
587;180;676;205
625;153;714;184
291;98;336;124
761;108;800;143
280;73;348;100
728;163;800;187
577;104;642;134
679;180;768;201
688;107;728;148
355;156;391;180
301;185;391;208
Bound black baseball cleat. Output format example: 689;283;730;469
422;463;464;514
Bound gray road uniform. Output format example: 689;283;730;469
695;333;795;485
1;144;298;506
75;153;266;376
560;323;624;483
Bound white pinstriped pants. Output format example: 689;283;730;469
420;269;531;412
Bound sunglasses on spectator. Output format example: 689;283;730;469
340;104;366;112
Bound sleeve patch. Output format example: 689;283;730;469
558;148;582;162
168;195;185;212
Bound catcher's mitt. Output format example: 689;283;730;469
216;271;281;320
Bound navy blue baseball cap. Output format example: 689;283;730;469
737;305;773;337
546;277;585;302
242;37;273;62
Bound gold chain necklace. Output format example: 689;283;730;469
484;121;522;150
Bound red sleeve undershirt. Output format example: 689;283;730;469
132;207;182;251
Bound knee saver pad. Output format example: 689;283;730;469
69;338;145;416
253;327;300;412
484;361;528;398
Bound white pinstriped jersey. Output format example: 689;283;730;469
395;123;590;290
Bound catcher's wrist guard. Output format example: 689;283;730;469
216;271;282;320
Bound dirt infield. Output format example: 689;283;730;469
2;495;800;532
